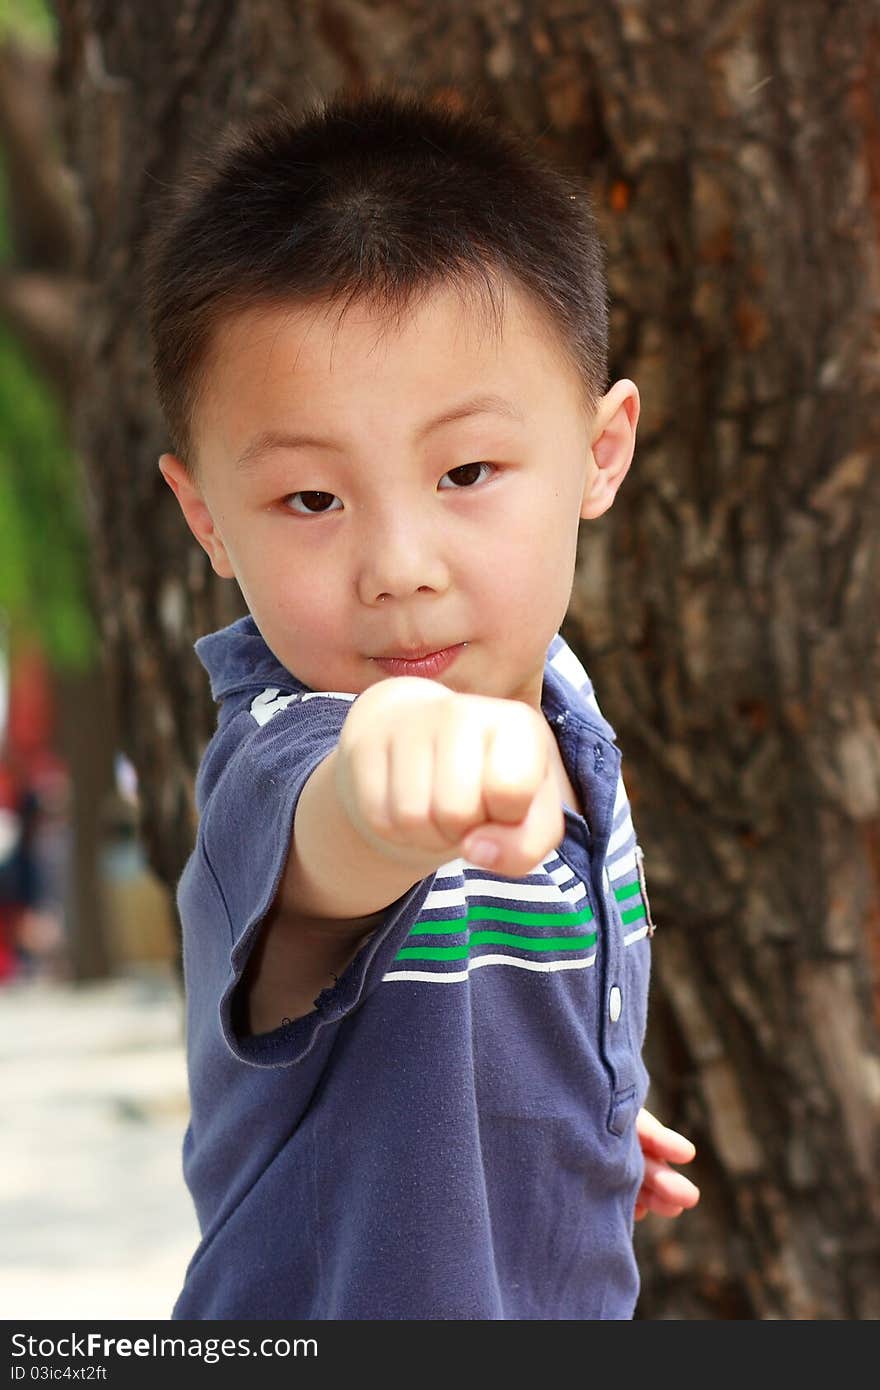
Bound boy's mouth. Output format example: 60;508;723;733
374;641;462;660
371;643;467;677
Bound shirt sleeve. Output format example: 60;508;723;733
192;688;434;1069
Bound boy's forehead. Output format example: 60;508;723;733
209;278;558;369
196;279;583;458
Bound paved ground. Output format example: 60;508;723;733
2;967;200;1321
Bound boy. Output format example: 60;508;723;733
146;86;698;1320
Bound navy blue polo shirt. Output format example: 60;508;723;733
171;615;653;1320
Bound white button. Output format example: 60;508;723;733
609;985;622;1022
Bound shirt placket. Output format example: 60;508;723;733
564;721;636;1135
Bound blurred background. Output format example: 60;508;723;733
0;0;196;1320
1;0;878;1320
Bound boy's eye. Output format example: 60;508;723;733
281;462;494;515
438;461;494;490
283;490;341;515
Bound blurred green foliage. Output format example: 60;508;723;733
0;0;97;672
0;0;55;44
0;324;98;671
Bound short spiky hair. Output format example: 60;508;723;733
143;84;610;480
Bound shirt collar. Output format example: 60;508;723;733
195;615;617;744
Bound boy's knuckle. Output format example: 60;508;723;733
433;803;478;841
486;778;531;815
361;800;391;835
341;725;378;766
501;700;542;740
516;841;547;874
390;803;427;834
351;777;389;825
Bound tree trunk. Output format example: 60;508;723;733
52;0;880;1317
53;658;115;981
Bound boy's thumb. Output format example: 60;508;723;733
462;833;501;869
461;786;564;874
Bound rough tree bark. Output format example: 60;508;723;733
50;0;879;1318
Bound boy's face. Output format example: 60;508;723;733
160;279;638;710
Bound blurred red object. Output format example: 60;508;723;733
6;640;54;768
0;636;69;981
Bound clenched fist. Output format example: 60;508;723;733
335;676;566;879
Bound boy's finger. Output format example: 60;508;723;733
641;1155;700;1208
637;1192;685;1219
481;705;548;825
337;729;394;837
387;713;437;835
465;757;564;875
432;706;490;844
637;1108;696;1163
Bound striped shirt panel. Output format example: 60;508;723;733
381;637;652;985
244;632;654;986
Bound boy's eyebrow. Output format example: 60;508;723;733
233;392;525;471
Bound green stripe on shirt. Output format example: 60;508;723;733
407;903;594;936
396;929;598;962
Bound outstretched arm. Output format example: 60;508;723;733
635;1108;701;1221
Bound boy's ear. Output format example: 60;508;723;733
158;453;235;579
580;379;640;520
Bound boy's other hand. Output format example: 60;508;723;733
336;676;566;878
634;1107;701;1221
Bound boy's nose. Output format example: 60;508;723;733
357;514;451;606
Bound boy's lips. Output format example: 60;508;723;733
370;643;468;677
373;641;465;660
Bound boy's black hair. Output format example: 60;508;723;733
143;84;610;480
